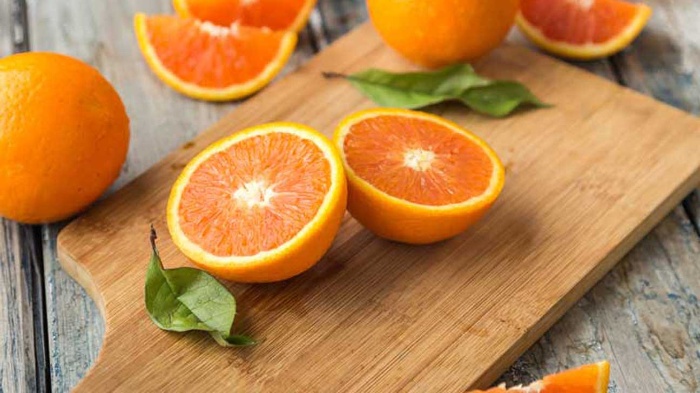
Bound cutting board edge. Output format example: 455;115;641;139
471;162;700;388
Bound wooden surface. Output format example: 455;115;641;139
57;20;700;391
2;0;700;392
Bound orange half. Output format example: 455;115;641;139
134;13;297;101
517;0;652;60
173;0;317;32
167;123;347;283
469;361;610;392
334;108;505;244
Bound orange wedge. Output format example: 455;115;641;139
334;108;505;245
134;13;297;101
173;0;317;32
517;0;652;60
167;123;347;283
469;361;610;392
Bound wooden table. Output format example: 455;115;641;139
1;1;698;392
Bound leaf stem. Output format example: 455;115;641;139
149;224;158;254
322;71;348;80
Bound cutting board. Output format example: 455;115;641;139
58;23;700;392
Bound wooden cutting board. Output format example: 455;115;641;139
58;23;700;392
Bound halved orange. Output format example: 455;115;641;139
468;361;610;392
173;0;317;32
517;0;652;60
167;123;347;283
334;108;505;245
134;13;297;101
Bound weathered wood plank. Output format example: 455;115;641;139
0;0;48;392
27;0;317;391
0;221;41;392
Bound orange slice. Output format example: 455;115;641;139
517;0;652;60
134;13;297;101
173;0;317;32
334;108;505;245
167;123;347;283
468;361;610;392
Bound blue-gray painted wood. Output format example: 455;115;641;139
0;220;40;393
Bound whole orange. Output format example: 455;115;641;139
0;52;130;224
366;0;519;68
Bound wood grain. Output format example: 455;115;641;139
26;0;318;390
56;23;700;392
0;221;41;392
321;4;700;391
610;0;700;229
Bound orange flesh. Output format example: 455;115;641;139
520;0;642;44
468;362;609;392
182;0;310;29
178;133;331;257
144;15;287;88
541;362;607;392
344;115;494;206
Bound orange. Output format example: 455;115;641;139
173;0;317;32
468;361;610;392
167;123;347;283
134;13;297;101
366;0;519;68
0;52;129;224
334;108;505;245
517;0;652;60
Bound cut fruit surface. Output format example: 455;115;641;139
167;123;347;282
334;108;504;244
468;361;610;392
134;13;297;101
517;0;652;60
173;0;317;32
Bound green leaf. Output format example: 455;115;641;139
145;227;256;347
323;65;549;117
458;80;550;117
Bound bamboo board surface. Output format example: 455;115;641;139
58;23;700;392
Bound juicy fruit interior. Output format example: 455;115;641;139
178;132;331;257
183;0;310;30
145;15;287;88
520;0;642;44
344;115;494;206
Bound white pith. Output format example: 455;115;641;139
567;0;594;10
196;20;240;37
233;180;277;208
403;148;435;172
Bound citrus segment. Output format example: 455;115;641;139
167;123;347;283
173;0;317;32
335;108;505;244
517;0;652;60
344;115;495;206
468;361;610;392
134;13;297;101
